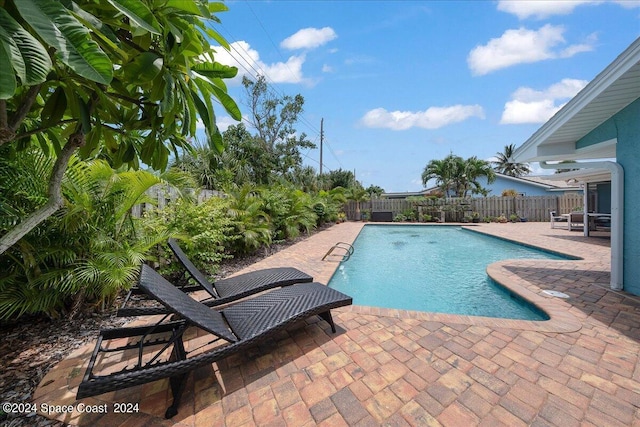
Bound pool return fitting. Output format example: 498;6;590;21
322;242;354;262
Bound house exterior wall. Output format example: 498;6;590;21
477;175;562;197
578;98;640;295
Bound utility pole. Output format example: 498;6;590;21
319;118;324;176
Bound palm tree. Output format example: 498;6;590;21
493;144;531;177
346;186;370;220
421;155;459;196
422;154;494;197
462;156;496;197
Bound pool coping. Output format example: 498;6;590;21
331;223;583;333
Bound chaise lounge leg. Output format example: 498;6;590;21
165;334;188;418
165;372;188;418
318;311;337;333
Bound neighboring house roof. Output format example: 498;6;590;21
382;188;437;199
513;37;640;162
382;173;579;199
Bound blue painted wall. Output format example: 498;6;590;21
579;98;640;295
476;175;568;197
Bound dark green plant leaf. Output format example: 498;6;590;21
15;0;113;84
41;87;67;127
106;0;161;35
0;8;51;89
0;40;16;99
122;52;163;85
210;84;241;120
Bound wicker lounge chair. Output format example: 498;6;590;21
117;238;313;316
78;264;352;418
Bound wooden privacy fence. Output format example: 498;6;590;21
131;185;221;217
344;194;583;222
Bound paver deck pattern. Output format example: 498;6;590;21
32;222;640;426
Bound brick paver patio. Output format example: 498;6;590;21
32;222;640;426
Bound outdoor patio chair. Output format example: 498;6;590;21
117;238;313;316
78;264;352;419
569;212;585;231
549;210;568;229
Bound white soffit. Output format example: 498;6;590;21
514;38;640;162
542;168;612;183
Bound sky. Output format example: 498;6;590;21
206;0;640;192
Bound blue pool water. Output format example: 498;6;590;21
328;225;568;320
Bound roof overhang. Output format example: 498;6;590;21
513;38;640;162
541;168;611;184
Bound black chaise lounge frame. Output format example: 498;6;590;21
117;238;313;316
77;264;352;418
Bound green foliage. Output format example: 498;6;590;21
3;0;239;146
225;185;272;254
492;144;531;177
321;169;357;190
402;208;417;221
365;185;385;198
313;188;345;225
1;0;241;255
393;208;417;222
0;149;172;320
422;153;495;197
0;6;52;98
236;76;316;184
393;213;406;222
144;196;234;276
261;185;317;240
501;188;519;197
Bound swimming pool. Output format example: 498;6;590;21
328;225;568;320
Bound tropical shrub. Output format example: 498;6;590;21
501;189;519;197
401;208;417;221
313;187;346;225
0;150;173;320
225;185;272;254
143;196;235;276
393;213;407;222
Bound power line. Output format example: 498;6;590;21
207;9;348;172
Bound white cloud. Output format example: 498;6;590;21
213;41;306;84
361;105;485;131
215;115;244;132
500;78;588;124
614;0;640;8
467;25;596;75
280;27;337;50
497;0;596;19
322;64;334;73
497;0;640;19
196;115;245;133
